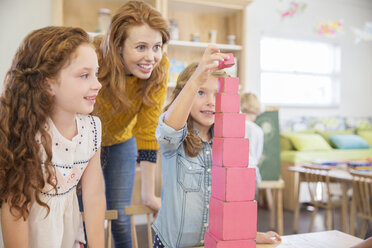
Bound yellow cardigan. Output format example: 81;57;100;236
96;56;169;150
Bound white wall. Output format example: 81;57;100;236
1;0;371;122
244;0;372;121
0;0;51;85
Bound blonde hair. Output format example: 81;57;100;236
95;0;170;115
164;62;227;157
240;93;261;115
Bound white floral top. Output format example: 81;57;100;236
28;114;101;248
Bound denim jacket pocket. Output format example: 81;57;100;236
177;155;203;192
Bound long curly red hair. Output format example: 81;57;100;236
94;0;170;115
0;26;90;219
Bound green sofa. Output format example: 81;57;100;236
279;116;372;210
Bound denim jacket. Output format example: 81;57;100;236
153;113;213;247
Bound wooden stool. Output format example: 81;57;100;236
125;156;162;248
81;210;118;248
125;204;156;248
258;179;285;235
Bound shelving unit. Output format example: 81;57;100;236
51;0;251;91
168;40;242;51
163;0;251;91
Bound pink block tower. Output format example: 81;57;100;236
204;54;257;248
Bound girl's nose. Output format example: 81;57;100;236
207;94;215;106
94;77;102;91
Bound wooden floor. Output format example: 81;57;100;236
134;204;372;248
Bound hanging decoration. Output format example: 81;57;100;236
278;1;307;19
315;20;344;37
352;22;372;43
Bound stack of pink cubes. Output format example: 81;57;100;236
204;54;257;248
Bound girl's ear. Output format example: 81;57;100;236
45;78;56;96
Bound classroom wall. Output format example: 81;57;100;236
244;0;372;121
1;0;371;122
0;0;51;85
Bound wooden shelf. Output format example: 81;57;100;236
168;40;242;51
53;0;250;92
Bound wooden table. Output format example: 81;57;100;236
192;230;362;248
288;166;353;233
256;230;362;248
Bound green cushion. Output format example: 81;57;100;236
288;133;332;151
317;129;355;147
280;130;315;151
356;130;372;146
329;134;370;149
280;135;293;151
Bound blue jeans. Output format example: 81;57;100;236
102;137;137;248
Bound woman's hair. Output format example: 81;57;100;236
0;26;90;219
240;93;261;115
164;63;227;157
96;0;170;114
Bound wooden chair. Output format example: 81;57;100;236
81;209;118;248
124;154;161;248
124;204;156;248
258;178;285;235
349;170;372;238
301;165;342;232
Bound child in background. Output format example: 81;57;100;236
0;26;106;247
153;45;281;247
241;93;264;191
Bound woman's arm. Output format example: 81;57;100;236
81;147;106;248
1;202;29;247
139;160;161;211
164;45;228;130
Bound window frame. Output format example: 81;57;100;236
259;35;341;108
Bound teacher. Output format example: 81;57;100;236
93;1;169;247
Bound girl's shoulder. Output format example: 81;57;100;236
76;114;102;154
77;114;101;129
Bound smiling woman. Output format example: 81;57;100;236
87;1;170;247
121;24;164;79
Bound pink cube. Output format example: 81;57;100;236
214;113;245;138
208;197;257;240
211;166;256;202
204;231;256;248
215;93;240;113
218;77;239;94
218;53;235;69
212;137;249;167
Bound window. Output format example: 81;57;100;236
260;36;340;107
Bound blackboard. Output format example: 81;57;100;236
255;111;281;180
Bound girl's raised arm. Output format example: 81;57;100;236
164;45;228;130
1;202;29;247
80;147;106;248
